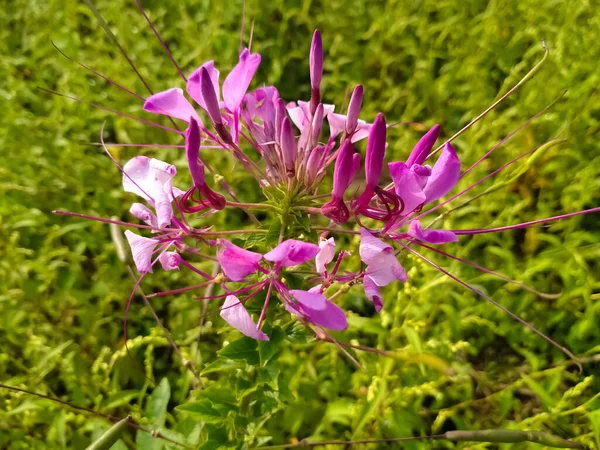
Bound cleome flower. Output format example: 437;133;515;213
52;18;599;360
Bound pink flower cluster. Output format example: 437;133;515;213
57;27;597;354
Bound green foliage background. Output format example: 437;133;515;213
1;0;599;448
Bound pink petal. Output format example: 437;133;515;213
124;230;159;274
187;61;221;111
359;228;392;265
327;112;347;140
159;251;183;271
216;239;262;281
286;290;347;330
223;49;261;113
264;240;320;267
303;300;348;330
389;162;427;215
290;289;327;311
143;88;201;124
122;157;180;228
407;220;458;244
423;142;461;203
363;276;383;312
129;203;158;229
315;238;335;274
220;295;269;341
366;252;408;285
350;120;372;143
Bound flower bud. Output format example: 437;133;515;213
280;117;297;177
346;84;363;134
309;29;323;113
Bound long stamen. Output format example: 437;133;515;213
146;281;214;298
257;280;274;328
52;41;145;101
396;241;580;362
53;210;178;233
425;40;549;160
452;208;600;235
460;92;564;179
100;122;158;205
411;138;564;223
38;87;182;134
407;239;560;299
135;0;187;82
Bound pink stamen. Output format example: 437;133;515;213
452;208;600;235
396;241;578;361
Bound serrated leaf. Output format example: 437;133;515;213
218;337;260;365
259;326;285;365
265;220;282;248
176;400;224;423
201;358;246;375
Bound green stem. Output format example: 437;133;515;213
254;429;586;449
85;416;131;450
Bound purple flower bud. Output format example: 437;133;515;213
185;116;227;210
305;145;326;185
346;84;363;134
406;124;440;167
364;113;387;188
280;117;297;177
274;97;286;144
200;67;222;126
331;141;355;201
353;113;387;210
309;29;323;113
185;117;206;189
311;103;325;144
321;141;358;224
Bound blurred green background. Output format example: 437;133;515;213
1;0;599;448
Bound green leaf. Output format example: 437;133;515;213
176;399;224;423
218;337;260;365
265;220;282;248
146;378;171;425
136;377;170;450
201;358;246;375
259;326;285;365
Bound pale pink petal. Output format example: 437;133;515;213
129;203;158;229
187;61;221;111
216;239;262;281
327;113;347;140
223;49;261;113
359;228;392;265
122;156;154;203
350;120;372;143
264;240;320;267
423;142;461;203
124;230;158;274
363;276;383;312
159;251;182;271
366;251;407;285
220;295;269;341
122;157;179;228
407;220;458;244
315;237;336;274
287;104;308;131
143;88;201;124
